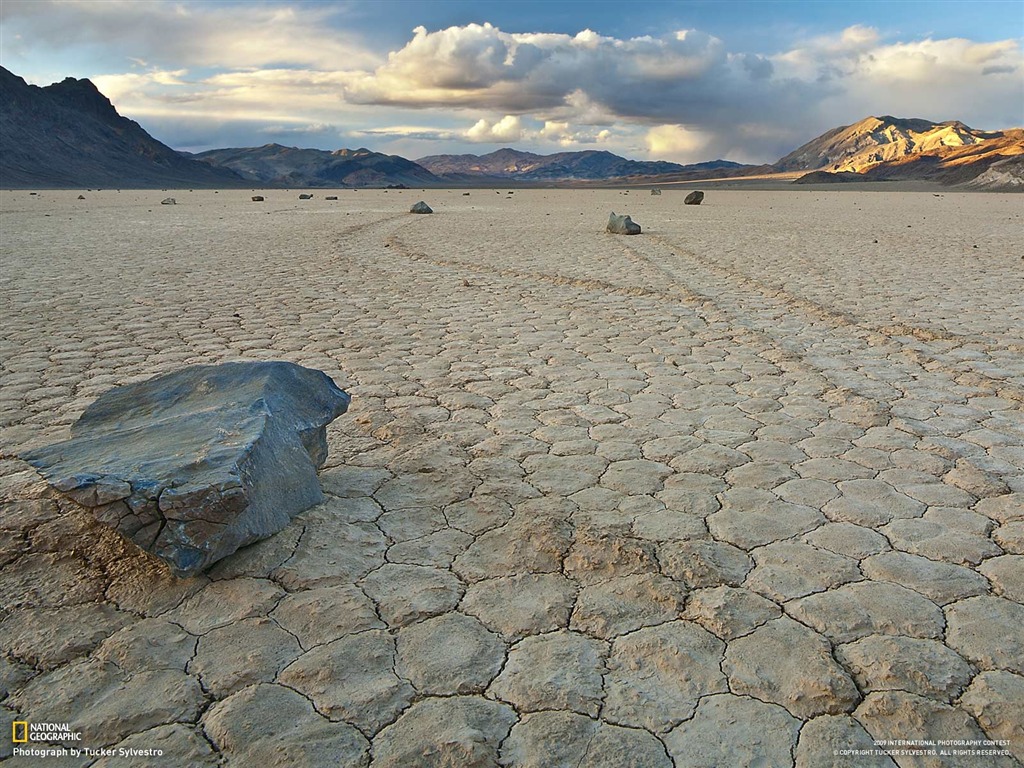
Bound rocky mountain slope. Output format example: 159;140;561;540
784;117;1023;188
191;145;441;187
963;154;1024;190
417;148;744;181
0;66;244;188
856;129;1024;186
776;116;996;173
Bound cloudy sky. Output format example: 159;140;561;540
2;0;1022;163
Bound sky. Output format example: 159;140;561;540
1;0;1022;164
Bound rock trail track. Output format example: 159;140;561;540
0;188;1022;767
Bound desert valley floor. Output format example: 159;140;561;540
0;187;1022;767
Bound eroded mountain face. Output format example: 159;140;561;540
776;115;1007;173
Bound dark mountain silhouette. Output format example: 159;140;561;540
0;66;244;188
191;144;442;187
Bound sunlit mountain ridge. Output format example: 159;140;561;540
778;115;1020;173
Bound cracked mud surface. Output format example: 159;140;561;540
1;188;1022;767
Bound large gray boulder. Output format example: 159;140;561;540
410;201;433;214
607;212;641;235
22;361;350;577
684;191;705;205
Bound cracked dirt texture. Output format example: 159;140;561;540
1;188;1022;767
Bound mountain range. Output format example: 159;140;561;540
190;145;441;187
2;66;1021;190
415;149;743;181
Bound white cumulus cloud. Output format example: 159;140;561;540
466;114;525;142
645;125;712;160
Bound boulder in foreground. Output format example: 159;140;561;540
22;361;351;577
410;201;433;214
684;191;705;205
607;212;641;235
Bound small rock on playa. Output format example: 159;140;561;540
607;212;641;235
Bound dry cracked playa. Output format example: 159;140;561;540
0;187;1022;767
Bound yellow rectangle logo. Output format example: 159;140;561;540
12;721;28;743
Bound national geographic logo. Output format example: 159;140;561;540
10;720;82;742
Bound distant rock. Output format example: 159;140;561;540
650;189;662;195
325;195;338;200
298;193;313;200
410;201;433;214
22;361;351;576
161;197;176;205
77;194;85;199
607;212;641;235
251;196;264;202
684;191;705;205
